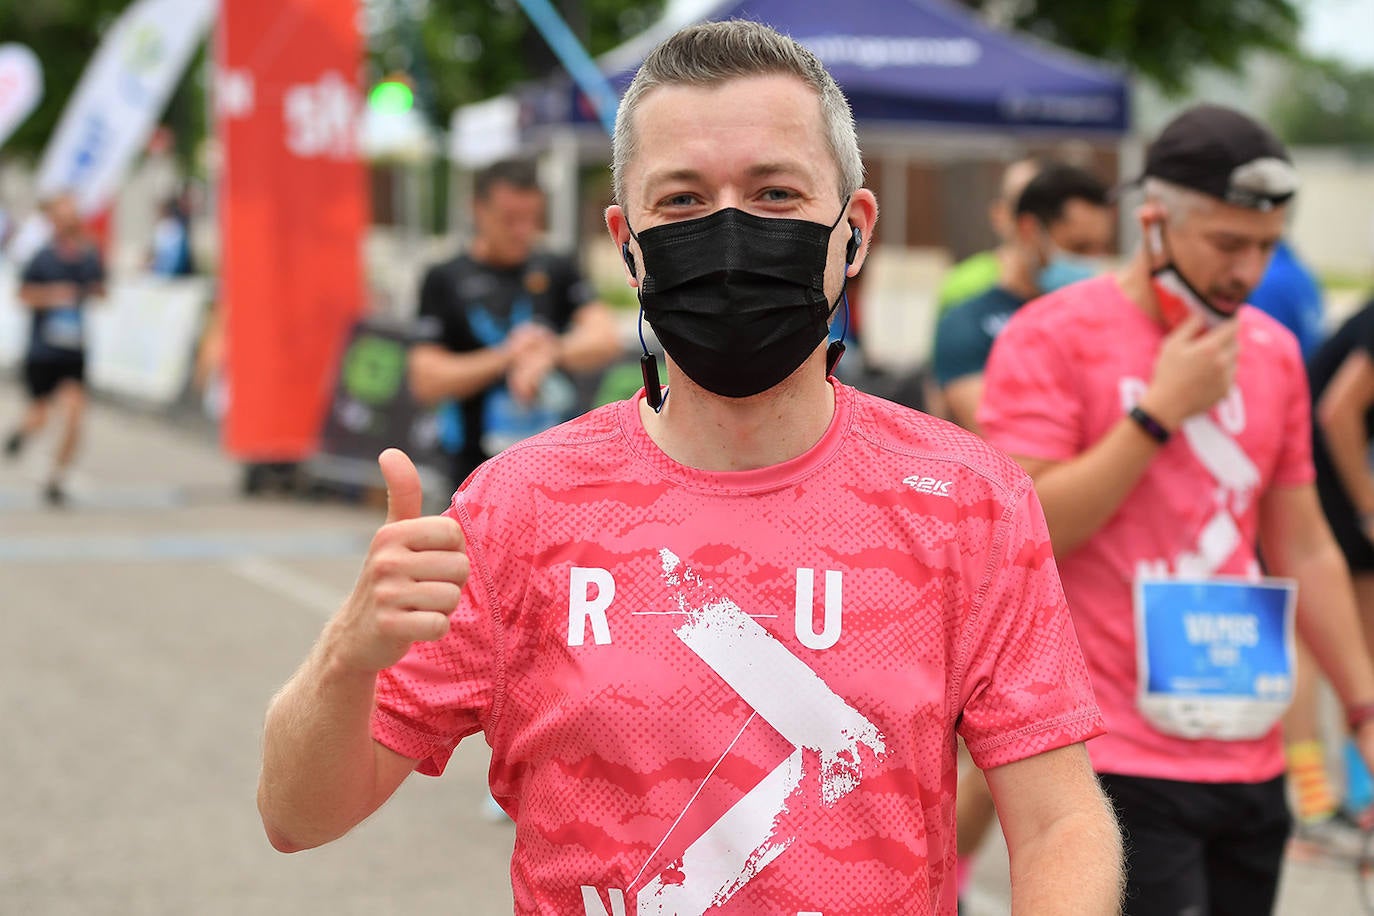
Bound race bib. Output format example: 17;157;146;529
41;307;84;350
1134;576;1296;741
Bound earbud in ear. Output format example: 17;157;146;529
845;227;862;265
622;241;638;278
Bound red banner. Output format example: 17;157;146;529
216;0;367;460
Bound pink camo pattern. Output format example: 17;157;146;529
373;382;1103;914
979;275;1314;784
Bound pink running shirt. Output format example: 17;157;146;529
979;274;1314;784
373;381;1103;915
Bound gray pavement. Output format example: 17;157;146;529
1;377;1368;914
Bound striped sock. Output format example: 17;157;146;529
1288;740;1338;823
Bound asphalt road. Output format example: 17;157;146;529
1;378;1366;914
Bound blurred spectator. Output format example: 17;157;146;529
980;103;1374;914
3;194;106;506
935;158;1039;313
1250;238;1324;361
408;158;621;493
1304;289;1374;828
149;192;195;277
933;163;1112;431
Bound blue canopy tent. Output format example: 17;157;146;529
518;0;1130;136
457;0;1132;378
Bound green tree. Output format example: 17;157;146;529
365;0;664;126
0;1;137;159
1270;55;1374;147
958;0;1302;95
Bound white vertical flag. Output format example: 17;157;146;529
34;0;215;215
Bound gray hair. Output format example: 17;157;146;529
1141;177;1218;227
611;20;864;206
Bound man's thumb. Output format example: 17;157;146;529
379;448;423;523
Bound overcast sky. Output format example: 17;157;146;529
1301;0;1374;66
666;0;1374;68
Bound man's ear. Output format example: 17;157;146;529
1136;202;1168;264
605;205;638;288
842;189;879;277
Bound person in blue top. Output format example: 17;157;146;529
932;163;1113;431
3;194;105;506
1249;238;1324;360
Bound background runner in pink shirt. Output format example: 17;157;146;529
980;104;1374;916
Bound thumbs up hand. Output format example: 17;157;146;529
326;448;468;673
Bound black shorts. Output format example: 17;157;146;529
1318;477;1374;572
23;355;86;401
1098;772;1291;916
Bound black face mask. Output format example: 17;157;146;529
629;204;848;399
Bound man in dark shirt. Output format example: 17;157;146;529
408;159;620;489
4;194;106;505
932;164;1113;431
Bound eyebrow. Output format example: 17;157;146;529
641;161;814;191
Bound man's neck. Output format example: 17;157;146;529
53;232;84;257
469;237;521;270
1115;248;1162;324
996;244;1038;300
639;353;836;472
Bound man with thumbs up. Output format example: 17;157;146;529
258;21;1121;914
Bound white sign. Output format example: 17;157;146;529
0;44;42;150
450;96;520;167
35;0;215;215
0;267;210;406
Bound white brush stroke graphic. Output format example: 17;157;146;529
634;550;886;914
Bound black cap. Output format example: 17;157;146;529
1141;104;1298;211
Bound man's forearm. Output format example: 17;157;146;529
1288;546;1374;711
408;345;509;404
1320;413;1374;514
556;303;622;372
257;636;389;852
1008;806;1124;915
18;284;65;310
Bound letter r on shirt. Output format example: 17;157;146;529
569;566;615;646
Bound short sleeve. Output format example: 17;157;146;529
415;262;478;352
1354;303;1374;362
1271;328;1315;488
87;250;106;285
547;254;594;331
932;303;991;386
956;480;1104;769
20;250;50;284
978;312;1082;462
371;500;499;776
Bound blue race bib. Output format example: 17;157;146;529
1134;577;1295;741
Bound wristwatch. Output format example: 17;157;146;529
1128;405;1171;445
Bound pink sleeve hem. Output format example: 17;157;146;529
370;707;453;777
965;707;1106;771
